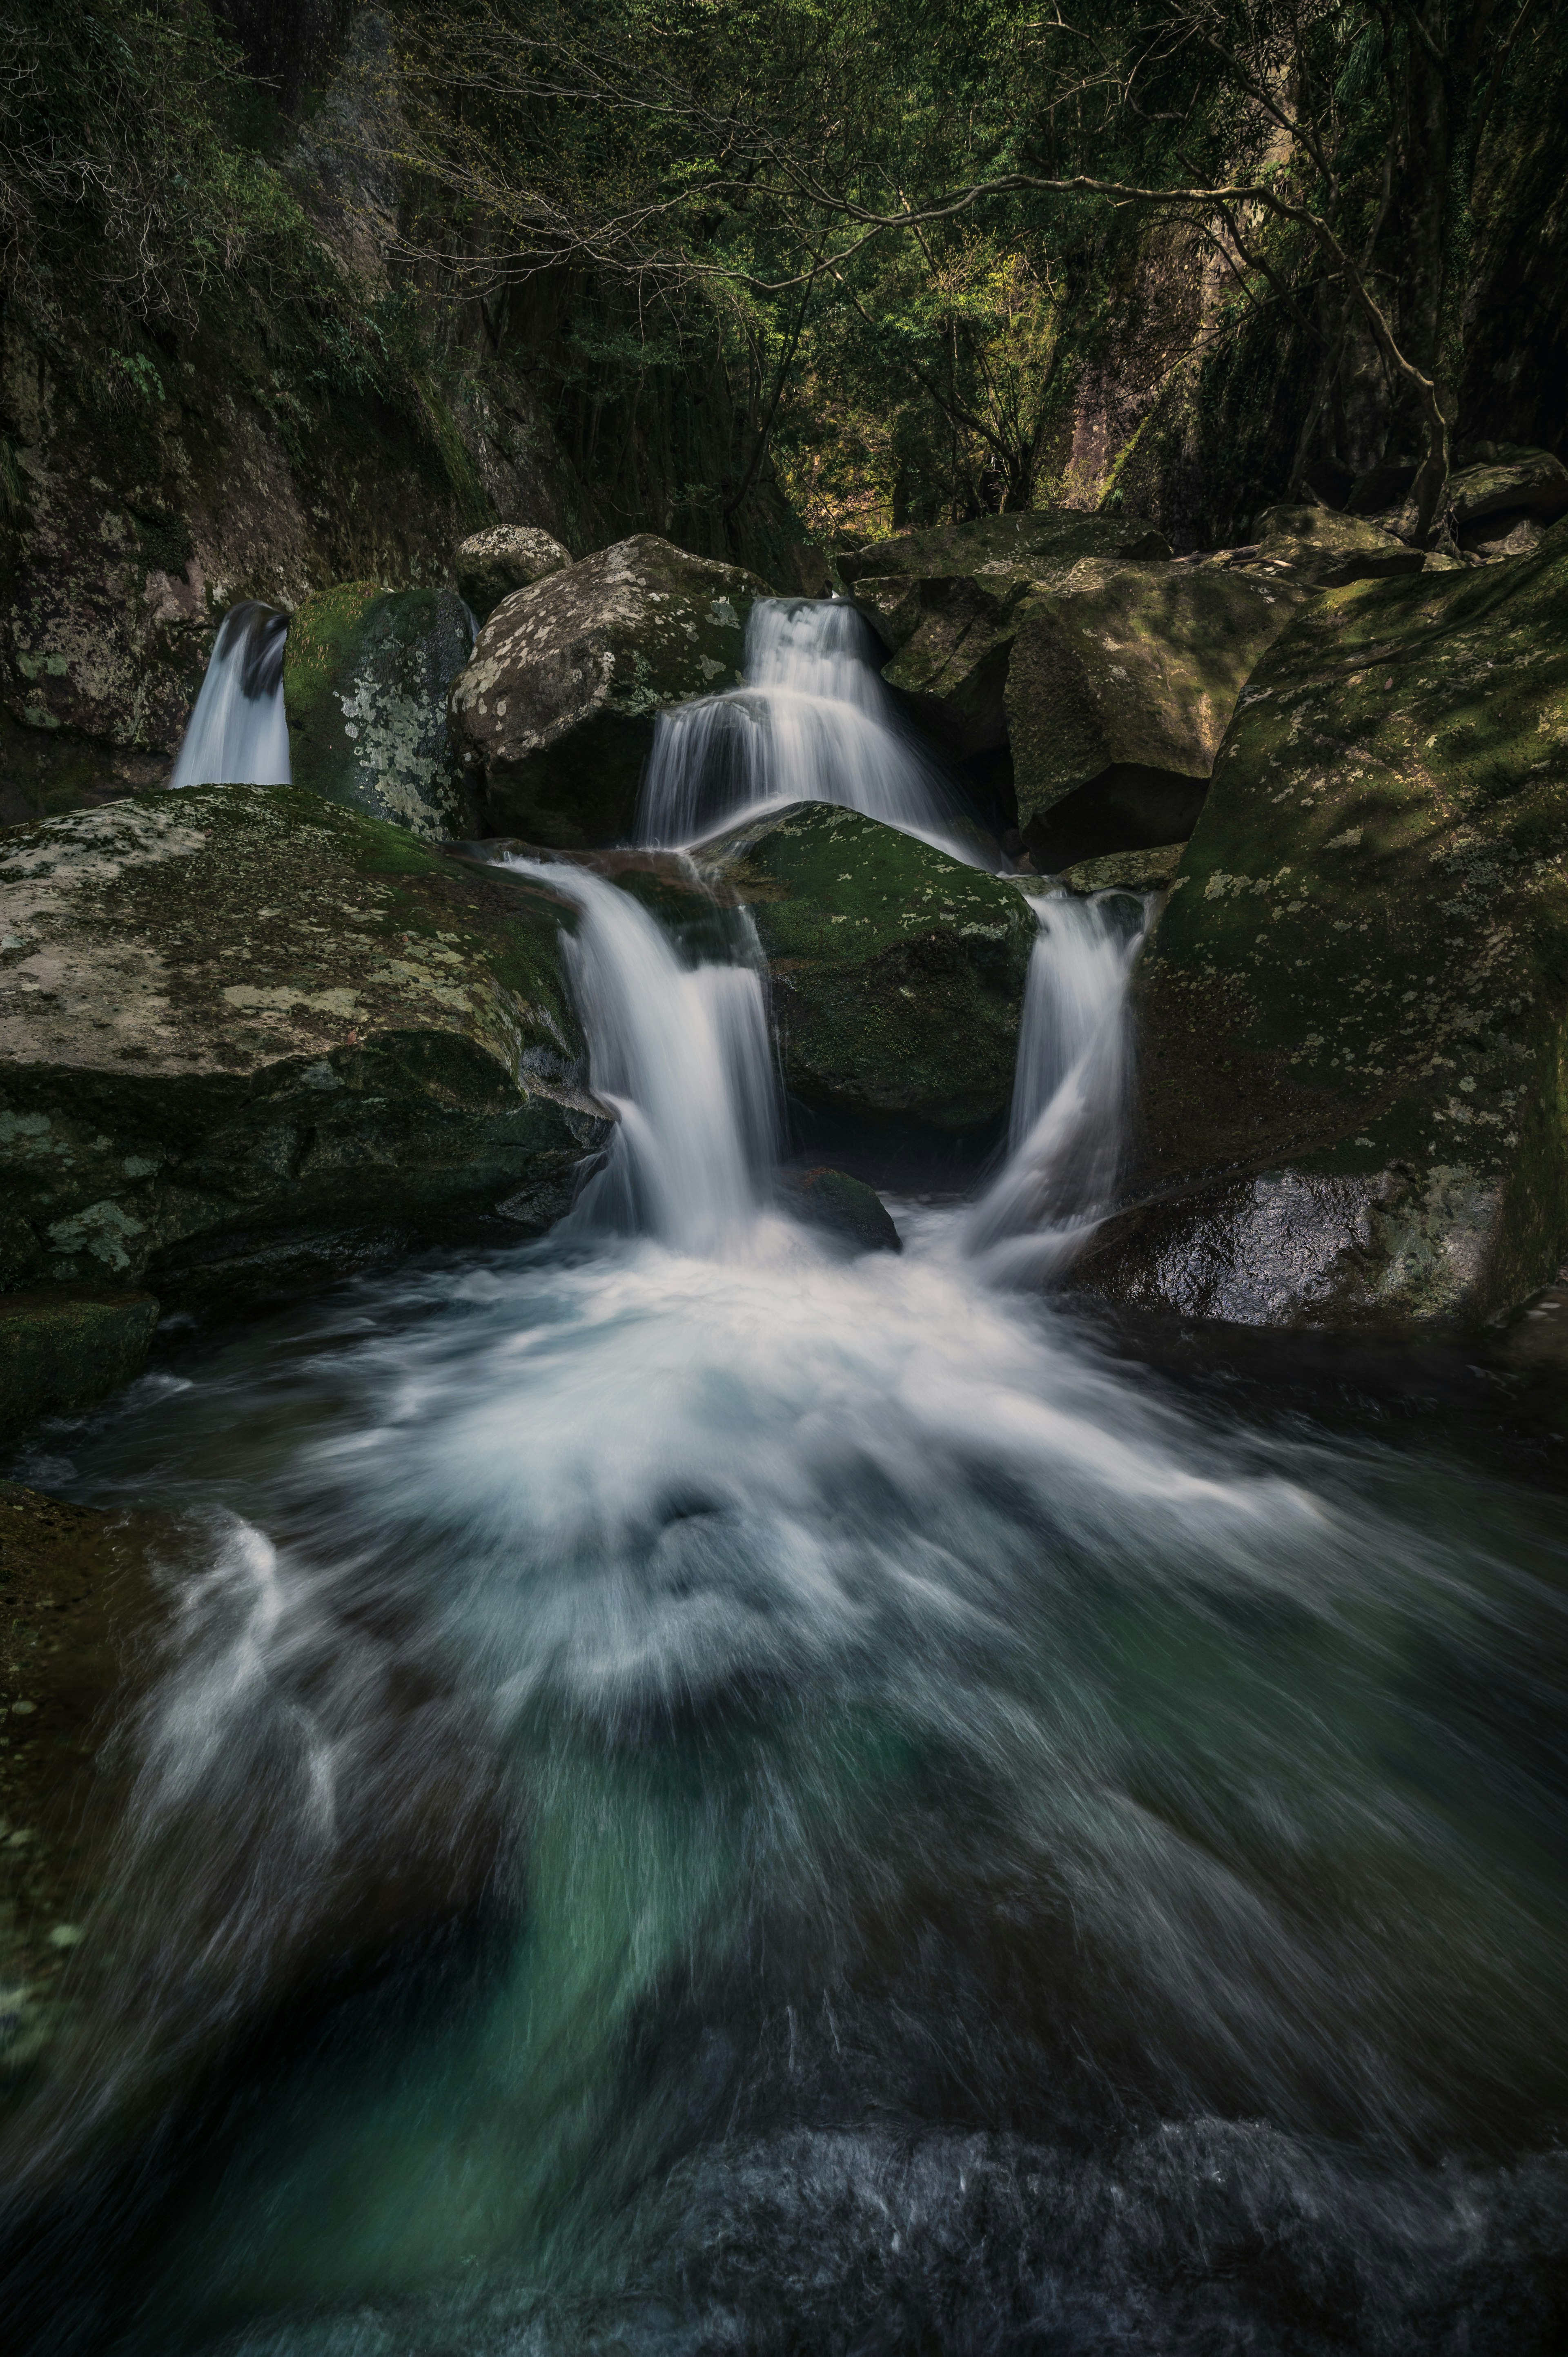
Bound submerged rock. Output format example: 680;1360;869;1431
1006;563;1308;867
454;524;571;620
282;581;477;837
782;1165;902;1252
1079;535;1568;1331
0;784;608;1326
449;535;768;847
0;1289;159;1440
699;802;1035;1135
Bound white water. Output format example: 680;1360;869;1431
967;888;1149;1281
500;856;780;1257
636;597;985;861
169;602;291;788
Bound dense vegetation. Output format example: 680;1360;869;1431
3;0;1566;554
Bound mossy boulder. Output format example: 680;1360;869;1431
0;1289;159;1439
1005;563;1309;866
0;784;608;1317
845;512;1174;769
1078;537;1568;1331
454;525;572;620
282;583;477;838
449;535;768;847
698;802;1036;1134
1250;506;1425;588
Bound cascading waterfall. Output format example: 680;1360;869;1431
967;887;1149;1280
169;602;291;788
636;597;985;861
6;598;1568;2357
498;855;779;1255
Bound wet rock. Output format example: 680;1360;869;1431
1080;537;1568;1332
449;535;768;847
782;1166;902;1253
454;524;571;621
844;511;1174;769
282;582;477;837
0;1290;160;1440
700;802;1035;1135
0;784;610;1324
1005;564;1308;867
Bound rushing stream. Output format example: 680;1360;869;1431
5;604;1568;2355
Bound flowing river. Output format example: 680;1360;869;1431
4;602;1567;2355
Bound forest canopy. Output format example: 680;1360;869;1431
3;0;1565;550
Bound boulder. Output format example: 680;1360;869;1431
0;784;609;1319
449;535;768;847
782;1166;902;1252
1060;844;1185;896
1005;563;1310;867
1076;538;1568;1332
453;524;571;621
1245;506;1424;588
282;583;477;838
0;1289;159;1439
698;802;1036;1135
1449;448;1568;532
843;511;1174;769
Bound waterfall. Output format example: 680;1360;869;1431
169;602;291;788
966;889;1149;1280
635;597;984;861
499;856;779;1256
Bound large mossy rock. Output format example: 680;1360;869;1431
698;802;1036;1134
282;582;476;838
1005;564;1309;866
1247;506;1425;588
842;511;1174;766
449;535;768;847
1077;533;1568;1332
0;785;608;1318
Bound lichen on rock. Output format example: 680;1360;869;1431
0;784;610;1323
282;583;477;837
449;534;769;847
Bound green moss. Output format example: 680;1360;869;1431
282;586;475;838
702;802;1035;1132
1126;537;1568;1323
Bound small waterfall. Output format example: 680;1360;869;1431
967;889;1149;1280
500;856;779;1256
169;602;291;788
635;597;983;860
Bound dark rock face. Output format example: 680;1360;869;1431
0;1291;159;1440
282;584;477;837
454;526;572;621
1006;564;1308;864
449;535;768;847
699;802;1036;1136
1080;529;1568;1332
0;1484;167;2101
0;785;610;1319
